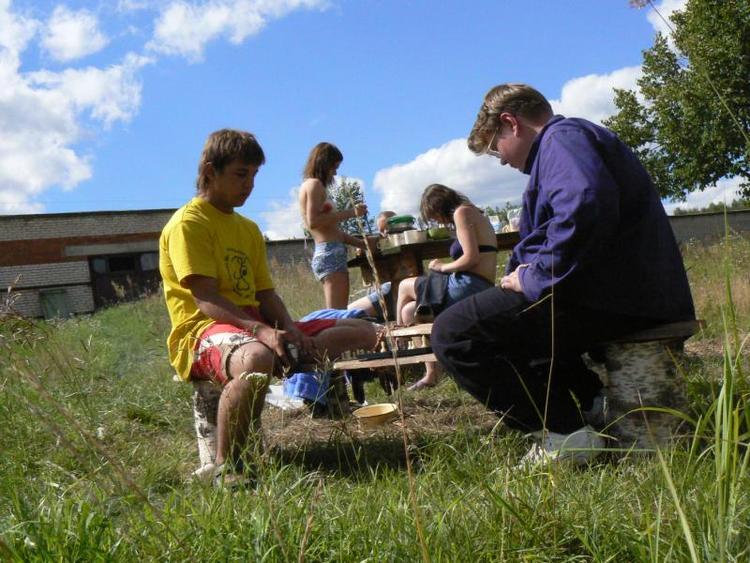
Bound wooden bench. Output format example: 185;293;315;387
333;319;704;450
331;324;436;403
332;323;436;371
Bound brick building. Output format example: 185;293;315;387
7;206;744;319
1;209;175;318
1;209;315;319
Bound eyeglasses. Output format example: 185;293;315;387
484;127;502;159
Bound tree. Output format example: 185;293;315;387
604;0;750;200
328;177;375;235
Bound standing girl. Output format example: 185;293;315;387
299;142;368;309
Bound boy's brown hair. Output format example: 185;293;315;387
303;142;343;186
467;83;553;154
197;129;265;193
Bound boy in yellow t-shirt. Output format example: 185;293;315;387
159;129;378;488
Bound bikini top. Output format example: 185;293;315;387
449;239;498;260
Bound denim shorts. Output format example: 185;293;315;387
444;272;494;308
311;241;348;281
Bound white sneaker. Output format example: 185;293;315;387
191;462;218;483
191;462;253;490
520;425;605;467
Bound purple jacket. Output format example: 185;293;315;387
510;115;695;322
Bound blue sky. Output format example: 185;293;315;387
1;0;742;237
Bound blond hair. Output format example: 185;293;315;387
467;83;553;154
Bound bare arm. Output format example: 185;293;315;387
184;275;303;359
340;231;366;249
429;205;480;273
185;274;258;331
256;288;315;356
255;288;296;332
301;179;367;230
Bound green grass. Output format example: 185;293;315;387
1;237;749;561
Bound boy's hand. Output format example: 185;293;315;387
254;324;287;359
500;264;528;293
283;325;316;358
254;325;315;371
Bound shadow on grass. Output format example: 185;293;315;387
269;425;493;480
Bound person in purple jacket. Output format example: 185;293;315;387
430;83;695;465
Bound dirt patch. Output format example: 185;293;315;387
264;397;498;446
261;389;501;475
685;333;748;358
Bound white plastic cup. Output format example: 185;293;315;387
507;208;521;231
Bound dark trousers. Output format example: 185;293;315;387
431;287;657;434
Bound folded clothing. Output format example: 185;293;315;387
282;308;368;405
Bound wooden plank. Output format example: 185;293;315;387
609;320;704;343
333;353;436;371
388;324;433;337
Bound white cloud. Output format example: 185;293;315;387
371;67;640;217
647;0;687;39
117;0;151;12
41;5;108;62
373;139;526;220
29;52;151;125
147;0;328;61
0;1;150;213
0;0;332;215
663;176;745;214
260;185;306;240
0;0;37;55
549;66;642;125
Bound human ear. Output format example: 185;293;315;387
500;112;520;135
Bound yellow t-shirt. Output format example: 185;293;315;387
159;197;274;380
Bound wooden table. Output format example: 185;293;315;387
347;231;521;284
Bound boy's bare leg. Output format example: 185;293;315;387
216;342;274;467
311;318;379;362
214;320;377;465
347;294;377;317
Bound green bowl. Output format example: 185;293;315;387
427;227;450;240
386;214;415;225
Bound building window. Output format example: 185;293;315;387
108;255;136;272
140;252;159;272
91;257;107;274
40;289;72;319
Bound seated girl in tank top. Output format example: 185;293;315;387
395;184;498;390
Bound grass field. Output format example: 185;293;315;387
1;235;749;561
